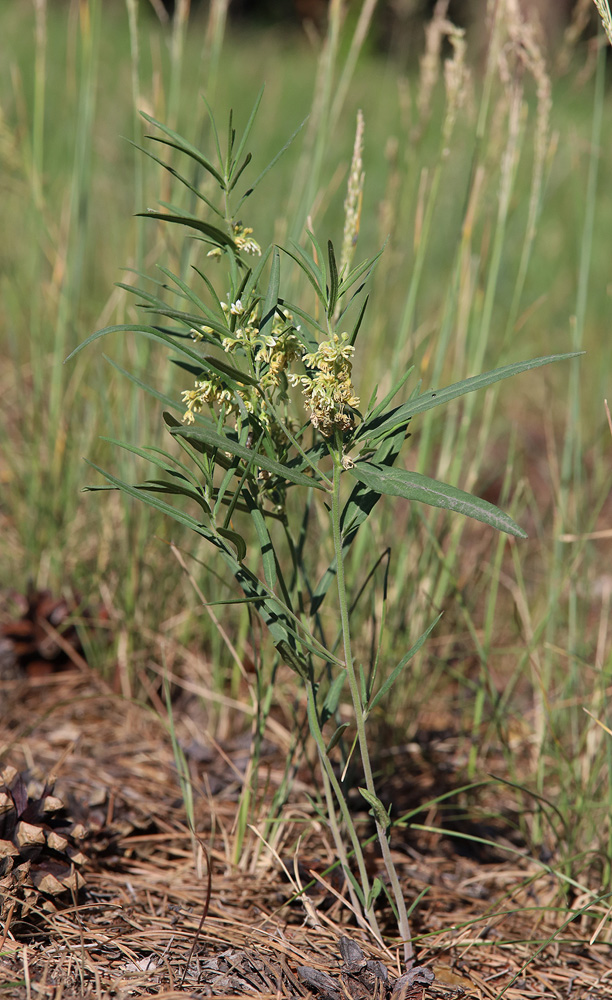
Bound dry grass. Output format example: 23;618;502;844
2;666;612;1000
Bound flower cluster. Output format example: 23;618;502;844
181;300;300;437
183;223;360;445
217;302;302;387
232;222;261;256
183;317;359;442
207;221;262;261
289;332;359;438
181;374;235;425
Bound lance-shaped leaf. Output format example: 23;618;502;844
327;240;339;318
217;526;247;561
359;788;391;831
348;462;527;538
281;242;326;306
139;111;225;184
128;139;223;217
104;357;184;413
337;246;384;299
170;422;327;490
365;878;385;911
326;724;349;756
357;352;584;444
228;86;263;180
136;211;237;251
241;489;278;590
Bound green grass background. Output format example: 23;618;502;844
1;0;612;894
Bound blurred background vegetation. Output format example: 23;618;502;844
1;0;612;877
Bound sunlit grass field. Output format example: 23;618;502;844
2;0;612;898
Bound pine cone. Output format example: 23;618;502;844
0;765;88;924
0;586;107;678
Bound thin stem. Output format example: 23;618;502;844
305;681;382;942
331;451;413;964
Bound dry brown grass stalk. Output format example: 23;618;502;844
2;670;612;997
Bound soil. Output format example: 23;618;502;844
2;659;612;1000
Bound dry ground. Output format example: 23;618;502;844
2;654;612;1000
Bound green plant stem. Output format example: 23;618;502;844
330;451;413;963
305;680;382;942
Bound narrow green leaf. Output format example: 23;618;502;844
214;460;243;520
349;462;527;538
241;244;272;302
306;230;325;275
285;439;328;477
139;307;224;338
246;499;277;590
230;86;265;177
358;353;584;443
325;724;349;755
136;211;237;250
143;479;210;513
139;111;225;185
124;293;226;339
217;526;247;561
170;423;327;490
327;239;338;318
162;412;213;485
200;93;223;167
127;138;223;217
64;322;186;362
156;264;215;320
337;246;384;297
84;462;209;533
103;356;183;413
87;464;314;676
342;866;366;907
99;434;198;486
347;293;369;347
278;297;326;344
68;324;247;396
197;353;260;386
190;264;226;316
226;108;235;168
114;280;175;311
281;244;325;306
365;365;415;425
217;425;256;524
368;615;442;712
358;788;391;830
228;152;252;193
